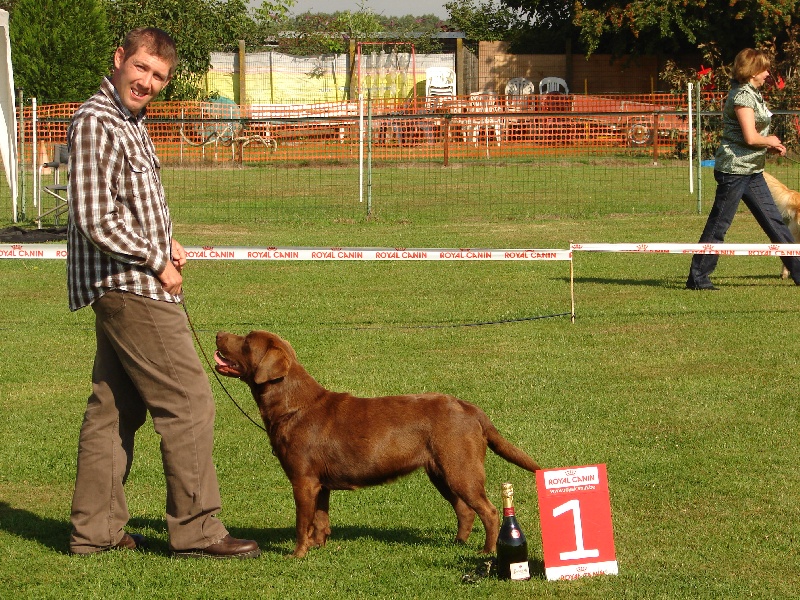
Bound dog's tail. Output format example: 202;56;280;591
479;411;541;472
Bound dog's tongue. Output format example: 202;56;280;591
214;351;243;377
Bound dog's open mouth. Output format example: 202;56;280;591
214;351;244;377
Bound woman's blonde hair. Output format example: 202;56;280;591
732;48;771;84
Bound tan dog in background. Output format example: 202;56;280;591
763;171;800;278
214;330;541;558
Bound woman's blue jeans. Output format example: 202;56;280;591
687;170;800;287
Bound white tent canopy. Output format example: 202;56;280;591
0;10;17;221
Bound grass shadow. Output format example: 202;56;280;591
0;501;460;558
238;523;446;557
458;555;547;584
0;501;72;553
570;273;794;288
570;276;667;288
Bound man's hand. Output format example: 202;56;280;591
157;239;187;295
171;239;187;272
158;261;183;295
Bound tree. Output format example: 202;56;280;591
103;0;288;99
10;0;112;102
659;27;800;156
273;9;446;56
444;0;522;44
486;0;576;52
102;1;449;96
277;10;383;55
501;0;800;59
572;0;757;57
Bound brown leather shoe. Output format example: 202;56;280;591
113;532;148;551
171;534;261;559
69;532;148;555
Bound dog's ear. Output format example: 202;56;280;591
253;347;290;384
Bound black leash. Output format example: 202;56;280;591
179;292;566;432
180;298;267;433
348;312;572;330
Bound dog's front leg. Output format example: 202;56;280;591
311;488;331;548
291;478;322;558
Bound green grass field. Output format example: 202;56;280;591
1;162;799;599
157;157;709;227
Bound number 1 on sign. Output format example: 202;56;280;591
553;499;600;560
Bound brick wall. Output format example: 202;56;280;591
475;42;692;95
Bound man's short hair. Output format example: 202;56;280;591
121;27;178;76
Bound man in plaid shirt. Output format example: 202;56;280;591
67;27;259;559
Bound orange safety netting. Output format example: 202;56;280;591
25;93;724;166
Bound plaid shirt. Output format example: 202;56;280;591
67;77;179;311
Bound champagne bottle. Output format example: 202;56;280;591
496;482;530;580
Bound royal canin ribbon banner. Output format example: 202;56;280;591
0;244;572;261
570;242;800;256
8;241;800;260
0;243;576;322
536;464;618;581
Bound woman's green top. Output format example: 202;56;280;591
714;82;772;175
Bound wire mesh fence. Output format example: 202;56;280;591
11;93;800;238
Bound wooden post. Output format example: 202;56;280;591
565;38;573;93
443;116;450;167
652;112;659;164
348;39;356;101
238;40;246;105
456;37;464;96
238;40;246;166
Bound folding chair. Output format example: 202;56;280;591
35;143;68;228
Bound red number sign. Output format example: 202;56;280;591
536;464;618;581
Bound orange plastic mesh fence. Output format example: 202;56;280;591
26;93;718;166
26;91;795;230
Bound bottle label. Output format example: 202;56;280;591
511;529;521;539
503;507;515;517
509;561;531;581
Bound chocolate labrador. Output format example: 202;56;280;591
214;330;541;558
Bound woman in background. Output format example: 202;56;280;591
686;48;800;290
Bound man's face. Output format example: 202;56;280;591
110;46;173;116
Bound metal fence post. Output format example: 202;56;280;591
696;83;702;214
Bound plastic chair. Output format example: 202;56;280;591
539;77;569;95
505;77;535;97
505;77;536;111
35;143;68;228
463;92;503;147
420;67;456;143
425;67;456;100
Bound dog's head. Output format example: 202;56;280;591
215;330;296;385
